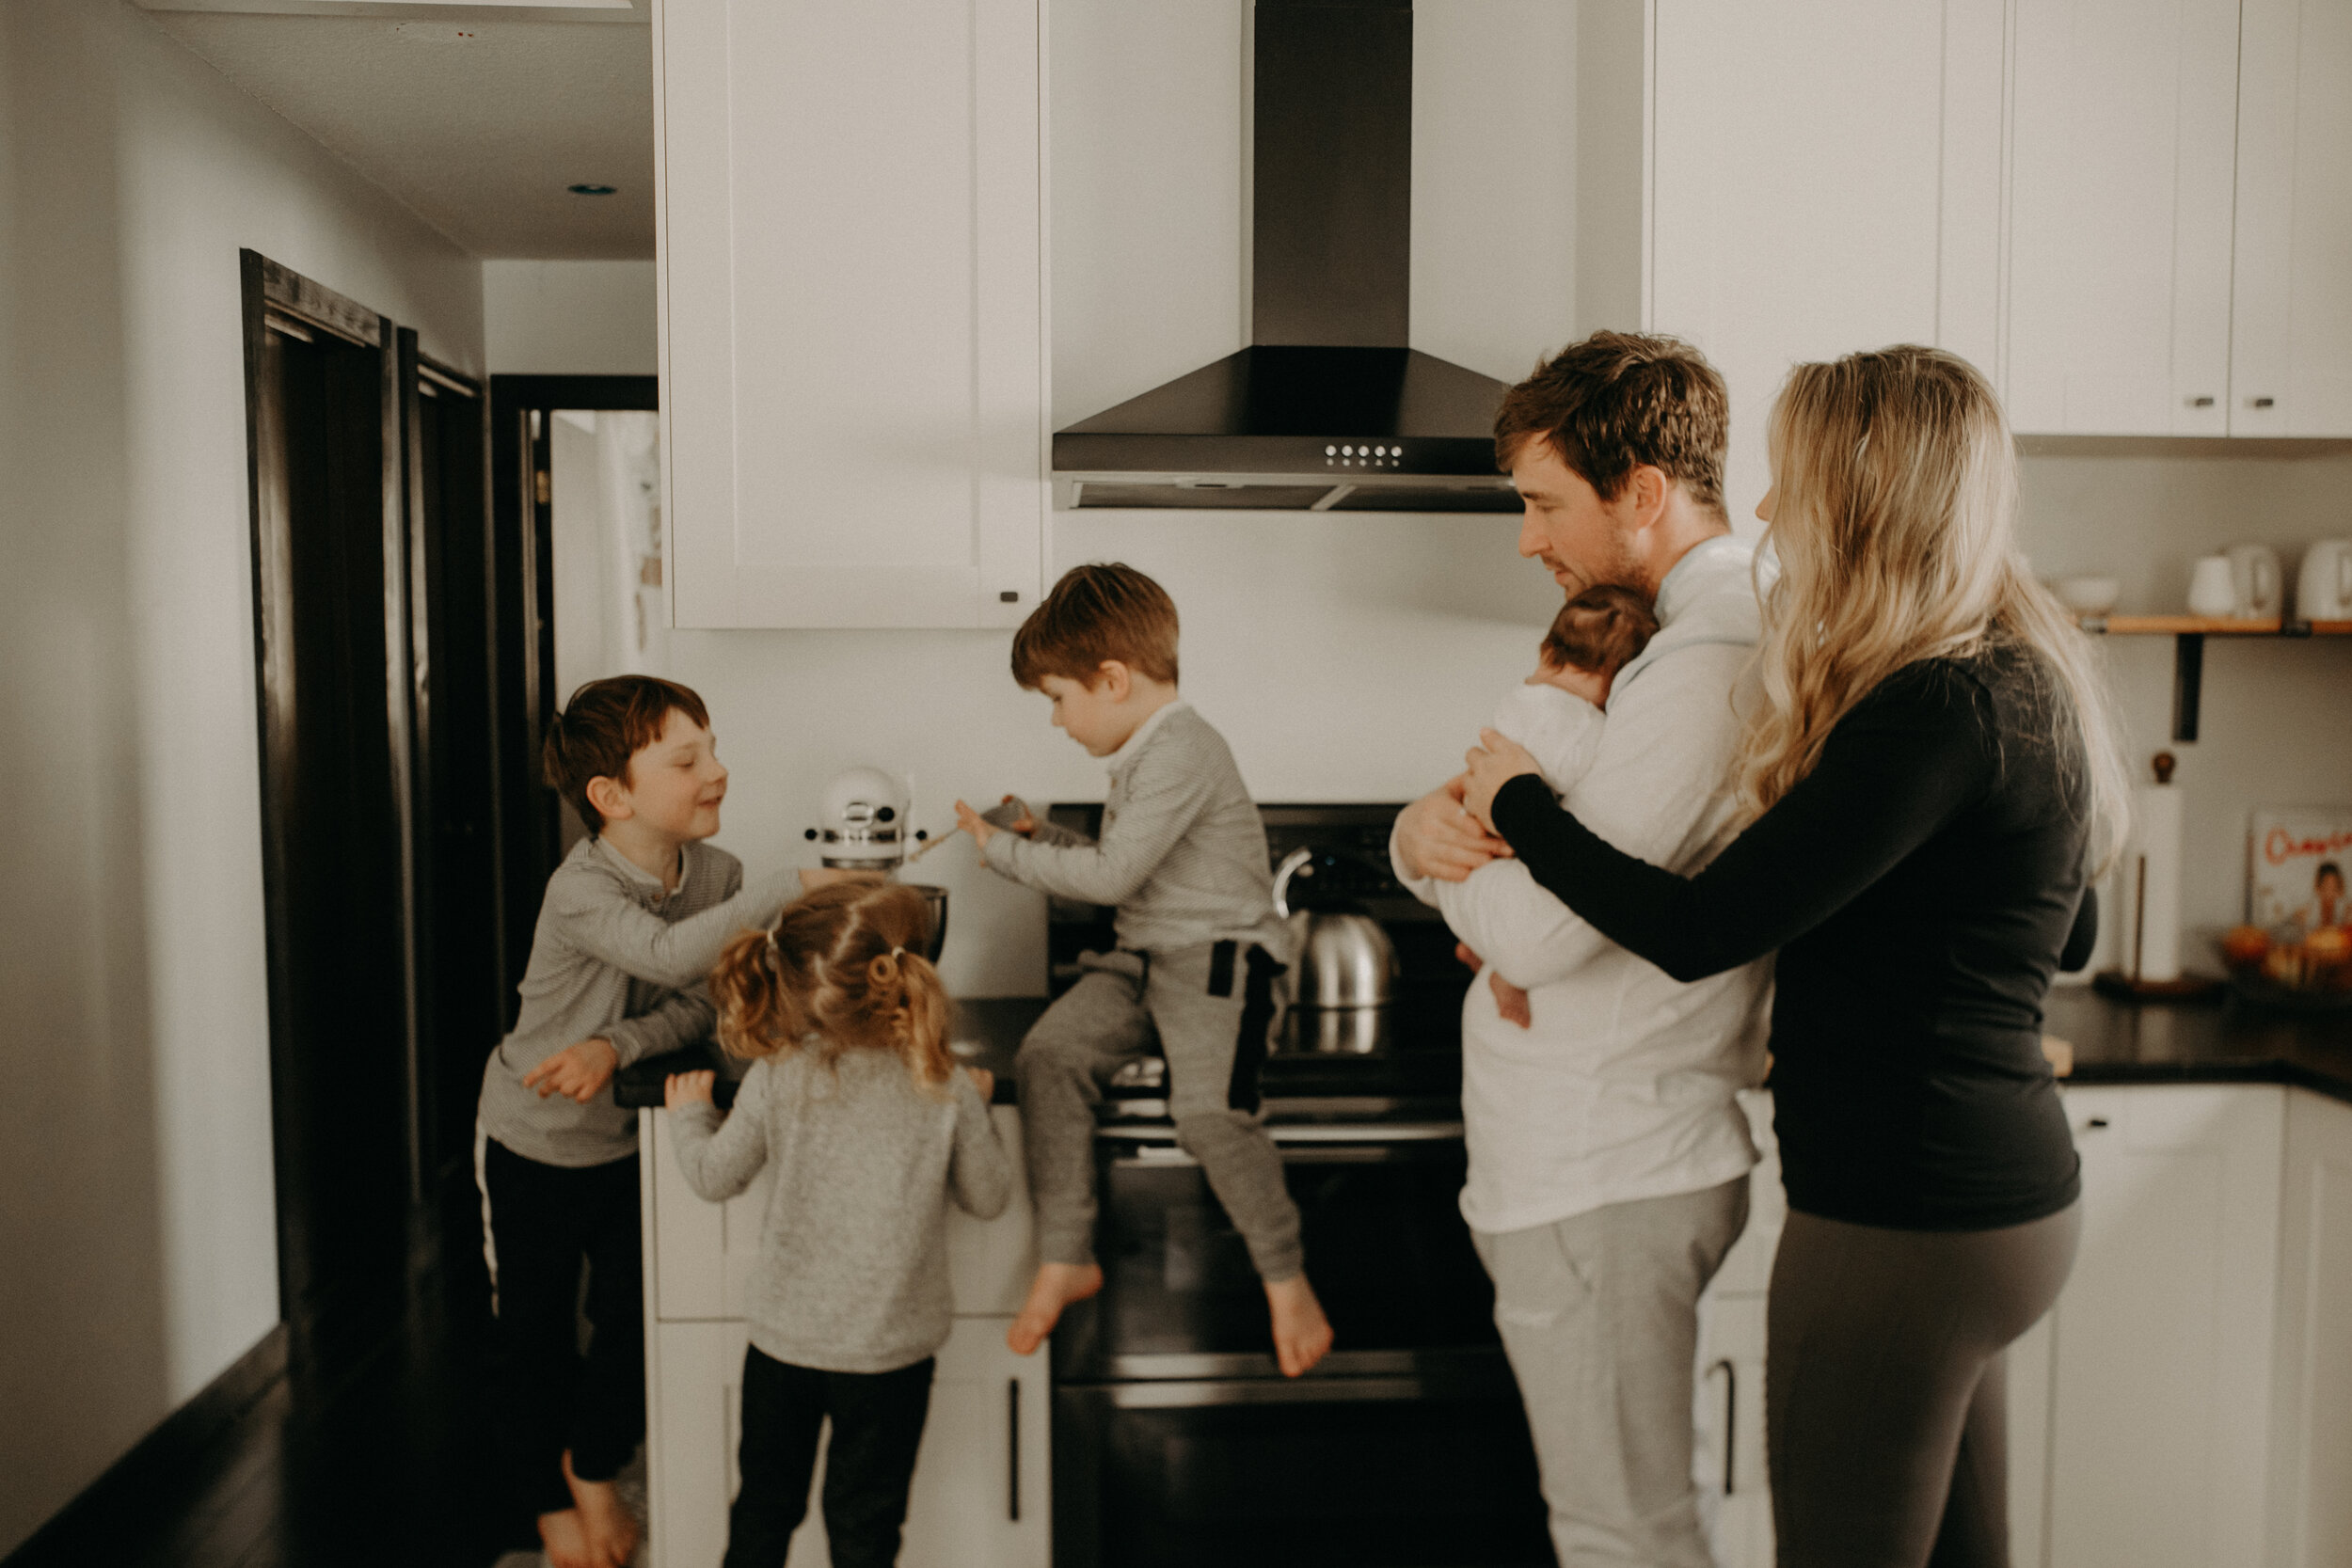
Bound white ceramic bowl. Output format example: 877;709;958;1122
2055;576;2122;615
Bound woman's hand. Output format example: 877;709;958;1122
665;1070;716;1110
1461;728;1542;833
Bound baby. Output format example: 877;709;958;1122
1481;583;1659;1028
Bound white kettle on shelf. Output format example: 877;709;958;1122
2298;539;2352;623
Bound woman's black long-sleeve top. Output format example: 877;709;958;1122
1488;641;2089;1231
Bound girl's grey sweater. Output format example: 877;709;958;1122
669;1049;1013;1373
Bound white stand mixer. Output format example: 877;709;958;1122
803;767;949;961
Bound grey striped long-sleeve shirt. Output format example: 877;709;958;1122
479;835;799;1167
981;702;1289;956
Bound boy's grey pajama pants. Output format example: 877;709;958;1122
1016;942;1303;1281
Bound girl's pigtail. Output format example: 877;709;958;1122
894;950;952;1088
712;925;793;1059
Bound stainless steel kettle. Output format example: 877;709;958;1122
1273;847;1398;1032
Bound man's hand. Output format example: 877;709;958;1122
953;799;997;850
664;1070;716;1110
1394;780;1513;883
523;1037;619;1104
1462;728;1543;832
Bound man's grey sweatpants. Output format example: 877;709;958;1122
1472;1176;1750;1568
1016;945;1303;1280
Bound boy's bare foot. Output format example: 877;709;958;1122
537;1506;599;1568
563;1449;641;1567
1007;1261;1104;1354
1488;970;1534;1029
1265;1274;1334;1378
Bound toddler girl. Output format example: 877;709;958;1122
666;879;1011;1568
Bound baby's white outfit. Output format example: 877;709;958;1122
1493;683;1605;796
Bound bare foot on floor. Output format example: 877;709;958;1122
1266;1274;1334;1378
564;1450;641;1567
538;1506;600;1568
1007;1261;1104;1354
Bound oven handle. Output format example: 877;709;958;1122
1086;1370;1516;1409
1104;1121;1464;1165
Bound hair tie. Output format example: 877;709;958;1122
890;944;904;959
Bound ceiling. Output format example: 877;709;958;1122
138;0;656;259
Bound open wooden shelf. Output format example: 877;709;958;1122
2070;615;2352;741
2094;615;2283;635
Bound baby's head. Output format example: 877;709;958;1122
1533;584;1660;709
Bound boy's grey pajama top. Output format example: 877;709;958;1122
981;702;1305;1281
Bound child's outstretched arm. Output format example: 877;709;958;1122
605;984;719;1068
666;1059;773;1203
968;757;1219;906
554;858;794;990
946;1068;1012;1220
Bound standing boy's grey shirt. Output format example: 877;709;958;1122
669;1051;1013;1372
981;702;1288;955
479;835;799;1168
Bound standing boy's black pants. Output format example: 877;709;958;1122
480;1137;645;1521
723;1346;935;1568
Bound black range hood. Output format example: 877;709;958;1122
1052;0;1520;514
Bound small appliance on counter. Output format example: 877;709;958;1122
2298;538;2352;623
803;765;948;961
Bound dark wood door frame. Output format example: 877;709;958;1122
238;249;425;1371
484;374;659;1026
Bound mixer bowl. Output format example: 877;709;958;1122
901;882;949;963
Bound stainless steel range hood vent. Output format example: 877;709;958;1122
1052;0;1518;514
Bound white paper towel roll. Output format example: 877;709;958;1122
2131;779;2185;982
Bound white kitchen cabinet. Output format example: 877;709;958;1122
2264;1089;2352;1567
2036;1085;2284;1568
2007;0;2244;436
1648;0;2006;524
1695;1092;1779;1568
652;0;1047;629
2229;0;2352;437
647;1317;1050;1568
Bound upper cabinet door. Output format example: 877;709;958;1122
655;0;1046;629
2231;0;2352;437
1649;0;2005;528
2007;0;2243;436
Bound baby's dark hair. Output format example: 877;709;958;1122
708;881;954;1090
1541;584;1659;680
543;674;711;833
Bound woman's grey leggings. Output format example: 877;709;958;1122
1766;1202;2081;1567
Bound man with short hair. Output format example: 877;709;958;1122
1392;331;1773;1568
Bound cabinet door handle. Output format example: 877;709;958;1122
2249;396;2276;408
2083;1117;2110;1131
1708;1357;1738;1496
2185;394;2216;408
1008;1377;1022;1522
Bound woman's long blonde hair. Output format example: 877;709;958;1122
708;880;954;1090
1738;345;2130;872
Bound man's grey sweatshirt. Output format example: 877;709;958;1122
479;835;800;1168
669;1051;1013;1373
981;702;1288;957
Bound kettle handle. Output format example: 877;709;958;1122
1272;847;1314;920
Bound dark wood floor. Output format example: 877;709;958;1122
10;1183;519;1568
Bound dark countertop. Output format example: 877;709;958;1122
614;997;1044;1109
2046;986;2352;1101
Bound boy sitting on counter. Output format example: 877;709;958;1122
955;562;1334;1377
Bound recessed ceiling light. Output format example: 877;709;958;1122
568;183;619;196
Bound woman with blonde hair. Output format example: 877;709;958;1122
1461;344;2122;1567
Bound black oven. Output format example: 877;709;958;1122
1049;1122;1552;1568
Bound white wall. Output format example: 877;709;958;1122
485;258;659;374
0;1;482;1551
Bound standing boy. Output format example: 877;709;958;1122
955;563;1333;1377
479;674;799;1568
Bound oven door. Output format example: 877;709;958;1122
1055;1122;1501;1381
1052;1356;1552;1568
